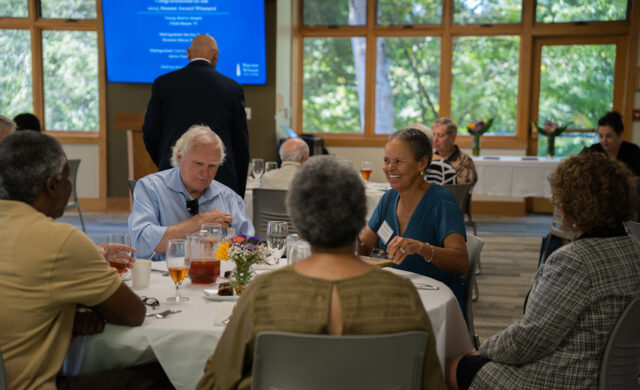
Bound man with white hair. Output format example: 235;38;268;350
0;114;16;141
142;34;250;197
129;125;254;259
260;138;310;190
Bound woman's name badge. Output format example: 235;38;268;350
377;221;394;244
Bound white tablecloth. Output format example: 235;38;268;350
472;156;563;198
64;263;471;389
244;181;387;221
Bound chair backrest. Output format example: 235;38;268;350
0;349;6;390
65;159;81;206
127;179;137;199
625;221;640;241
462;235;484;348
442;183;473;211
252;189;296;240
251;331;428;390
599;298;640;390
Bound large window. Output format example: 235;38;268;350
296;0;633;157
0;0;102;133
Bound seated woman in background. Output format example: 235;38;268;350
359;128;469;311
13;112;41;132
447;152;640;390
197;155;447;390
408;122;457;185
583;111;640;176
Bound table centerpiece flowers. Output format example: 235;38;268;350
216;234;270;295
532;120;571;157
466;118;494;157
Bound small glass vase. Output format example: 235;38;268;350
546;135;556;157
471;134;481;157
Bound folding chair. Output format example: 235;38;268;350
462;235;484;349
252;189;297;240
599;298;640;390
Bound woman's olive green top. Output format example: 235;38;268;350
196;265;447;390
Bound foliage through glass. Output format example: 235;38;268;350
453;0;522;25
375;37;440;134
0;0;28;17
43;31;98;131
377;0;442;25
0;30;33;119
303;0;363;26
40;0;96;19
451;36;520;134
536;44;615;157
536;0;627;23
303;37;365;134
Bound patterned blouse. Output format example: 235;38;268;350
438;146;478;186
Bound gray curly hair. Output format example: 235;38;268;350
0;131;66;203
286;155;366;248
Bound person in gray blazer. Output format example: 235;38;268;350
447;152;640;390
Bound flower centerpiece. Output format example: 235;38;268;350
532;120;571;157
466;118;494;157
216;234;270;295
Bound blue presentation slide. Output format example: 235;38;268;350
102;0;266;84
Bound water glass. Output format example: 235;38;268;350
265;161;278;172
252;158;265;180
201;223;223;243
288;241;311;264
266;221;288;265
286;233;299;258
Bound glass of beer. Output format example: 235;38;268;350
106;233;132;276
360;161;373;182
187;231;220;285
166;239;190;302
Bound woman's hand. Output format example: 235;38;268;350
386;236;427;264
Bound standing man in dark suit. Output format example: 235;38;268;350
142;34;250;197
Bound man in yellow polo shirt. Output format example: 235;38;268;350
0;132;171;389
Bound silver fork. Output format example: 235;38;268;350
146;309;181;318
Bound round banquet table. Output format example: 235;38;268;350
63;262;472;390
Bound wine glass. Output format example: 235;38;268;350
360;161;373;182
265;161;278;173
266;221;288;265
252;158;265;181
106;233;132;277
166;239;190;302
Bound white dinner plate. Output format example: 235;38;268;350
203;288;239;301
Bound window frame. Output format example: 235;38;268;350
0;0;107;198
293;0;637;150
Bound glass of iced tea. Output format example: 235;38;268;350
166;239;190;302
187;231;220;285
106;233;132;277
360;161;373;182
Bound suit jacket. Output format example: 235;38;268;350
142;60;250;197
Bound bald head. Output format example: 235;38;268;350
280;138;310;163
188;34;219;65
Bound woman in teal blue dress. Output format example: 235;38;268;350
359;127;469;310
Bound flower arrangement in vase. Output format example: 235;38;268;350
532;120;571;157
216;234;270;295
466;118;494;157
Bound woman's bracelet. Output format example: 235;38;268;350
424;242;435;263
